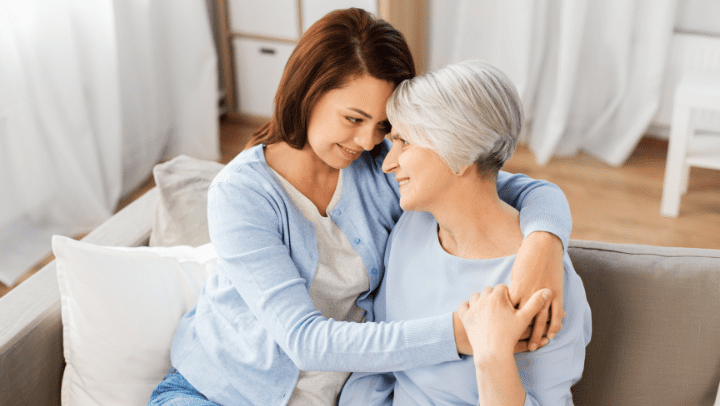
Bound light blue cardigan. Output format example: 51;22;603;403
170;141;571;405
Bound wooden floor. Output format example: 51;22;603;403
1;118;718;298
504;137;720;249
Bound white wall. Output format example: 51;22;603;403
675;0;720;34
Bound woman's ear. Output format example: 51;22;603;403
455;164;472;177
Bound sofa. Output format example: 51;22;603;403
1;155;719;405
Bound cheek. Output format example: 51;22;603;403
398;150;420;175
307;120;333;151
306;104;333;141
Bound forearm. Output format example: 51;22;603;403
475;353;526;406
512;232;563;290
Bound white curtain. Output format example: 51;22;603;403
428;0;678;166
0;0;219;285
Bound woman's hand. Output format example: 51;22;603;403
458;285;552;359
509;231;565;351
459;285;552;406
453;301;551;355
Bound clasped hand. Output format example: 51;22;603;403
454;285;555;356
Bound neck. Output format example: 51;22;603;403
265;142;339;181
264;141;339;216
431;173;523;260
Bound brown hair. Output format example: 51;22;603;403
246;8;415;149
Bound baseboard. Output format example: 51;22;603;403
645;124;670;140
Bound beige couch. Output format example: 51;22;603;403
1;156;719;405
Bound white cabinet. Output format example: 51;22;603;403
227;0;299;40
232;38;295;117
218;0;425;119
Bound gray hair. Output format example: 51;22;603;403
386;59;523;176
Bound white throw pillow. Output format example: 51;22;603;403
52;235;218;406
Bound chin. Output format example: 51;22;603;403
398;198;416;212
333;160;353;170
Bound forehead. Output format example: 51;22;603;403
322;75;394;112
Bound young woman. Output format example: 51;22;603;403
340;60;591;406
149;9;571;406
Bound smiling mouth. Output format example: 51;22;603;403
339;144;361;159
397;178;409;187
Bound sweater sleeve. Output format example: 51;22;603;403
496;171;572;251
207;176;461;373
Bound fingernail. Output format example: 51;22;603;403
529;343;537;351
541;338;549;346
542;290;550;300
547;333;555;339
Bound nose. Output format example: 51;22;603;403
382;141;400;174
354;126;378;151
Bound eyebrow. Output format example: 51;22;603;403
387;132;400;141
348;108;372;119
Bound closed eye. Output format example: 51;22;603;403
346;116;362;124
388;132;407;145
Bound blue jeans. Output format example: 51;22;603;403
148;368;220;405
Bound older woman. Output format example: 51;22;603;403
340;60;591;406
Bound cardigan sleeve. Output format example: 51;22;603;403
207;174;461;373
496;171;572;251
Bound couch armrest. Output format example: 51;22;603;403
0;187;159;406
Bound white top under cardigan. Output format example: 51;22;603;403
271;168;369;405
169;141;572;405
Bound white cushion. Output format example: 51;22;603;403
52;235;217;406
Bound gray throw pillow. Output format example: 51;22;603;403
149;155;224;247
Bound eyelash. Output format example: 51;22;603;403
347;117;392;136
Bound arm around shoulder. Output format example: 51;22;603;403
206;172;460;372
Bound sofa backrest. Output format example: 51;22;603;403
569;239;720;406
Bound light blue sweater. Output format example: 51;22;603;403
340;211;591;406
170;141;572;405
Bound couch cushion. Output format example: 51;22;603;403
569;239;720;406
149;155;224;247
53;235;218;406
